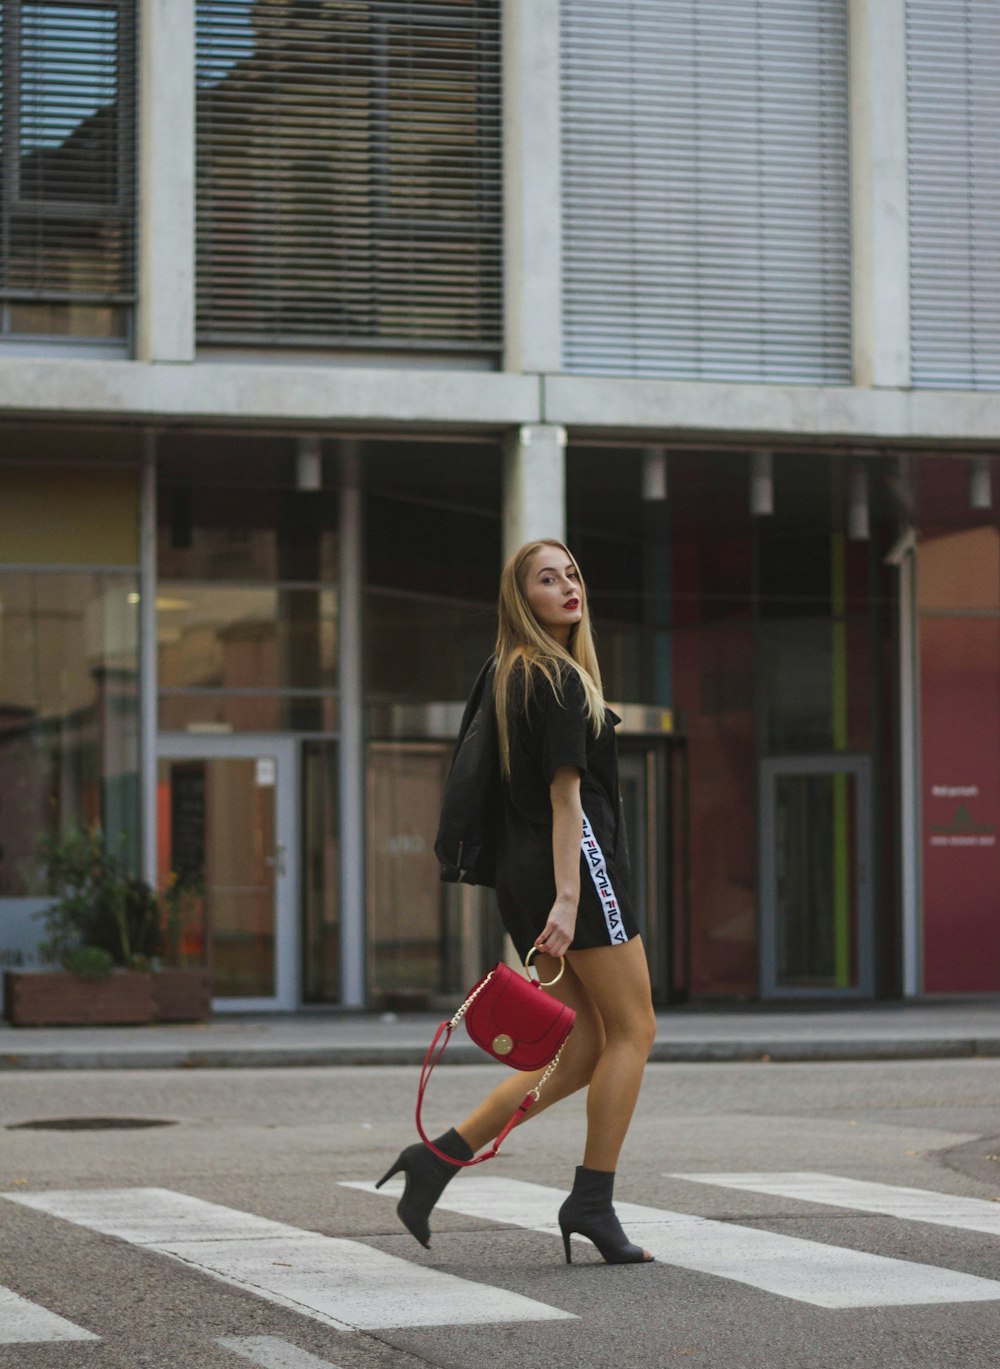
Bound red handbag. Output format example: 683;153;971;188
416;950;576;1167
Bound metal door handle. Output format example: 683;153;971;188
265;845;287;877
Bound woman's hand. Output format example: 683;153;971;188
535;895;577;959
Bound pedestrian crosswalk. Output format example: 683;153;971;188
0;1284;98;1345
3;1187;574;1333
3;1169;1000;1349
670;1171;1000;1237
346;1174;1000;1309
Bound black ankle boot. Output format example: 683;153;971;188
557;1165;654;1265
375;1128;473;1248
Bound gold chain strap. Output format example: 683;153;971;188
449;969;495;1030
530;1040;566;1101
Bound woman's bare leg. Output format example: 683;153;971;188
454;958;605;1152
564;939;657;1171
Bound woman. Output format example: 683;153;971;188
378;539;657;1265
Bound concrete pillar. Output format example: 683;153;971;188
136;0;196;361
503;424;567;559
849;0;911;388
502;0;563;374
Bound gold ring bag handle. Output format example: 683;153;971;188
524;945;566;987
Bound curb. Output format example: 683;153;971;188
2;1037;1000;1070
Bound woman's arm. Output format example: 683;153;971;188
534;765;583;958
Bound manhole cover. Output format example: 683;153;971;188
6;1117;177;1132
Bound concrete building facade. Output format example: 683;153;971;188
1;0;999;1010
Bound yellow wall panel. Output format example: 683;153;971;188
0;466;139;566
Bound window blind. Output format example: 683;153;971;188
560;0;852;383
907;0;1000;389
0;0;134;340
195;0;502;352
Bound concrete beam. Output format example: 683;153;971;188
849;0;911;388
502;0;563;374
8;359;1000;447
0;361;541;429
544;374;1000;445
136;0;196;362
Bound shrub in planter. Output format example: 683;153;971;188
3;826;210;1027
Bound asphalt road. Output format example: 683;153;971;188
2;1059;1000;1369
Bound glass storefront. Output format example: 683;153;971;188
364;439;502;1007
6;426;996;1008
0;452;139;898
156;434;341;1003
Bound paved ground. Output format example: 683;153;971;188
2;998;1000;1069
3;1059;1000;1368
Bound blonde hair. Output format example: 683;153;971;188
494;539;606;778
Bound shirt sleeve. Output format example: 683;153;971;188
539;666;589;783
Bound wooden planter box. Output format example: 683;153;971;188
4;969;155;1027
150;968;212;1023
4;968;212;1027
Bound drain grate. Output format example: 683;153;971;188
7;1117;177;1132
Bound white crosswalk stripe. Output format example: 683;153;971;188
346;1174;1000;1309
2;1188;574;1332
217;1336;343;1369
670;1171;1000;1238
0;1284;99;1344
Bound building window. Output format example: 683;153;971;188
195;0;502;354
0;569;139;893
907;2;1000;388
0;0;135;342
560;0;851;383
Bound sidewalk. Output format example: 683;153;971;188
3;1000;1000;1070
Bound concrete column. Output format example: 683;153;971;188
502;423;566;558
136;0;196;361
849;0;911;388
502;0;563;374
338;440;366;1008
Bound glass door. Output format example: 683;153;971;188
156;735;298;1011
760;755;873;997
618;744;671;1001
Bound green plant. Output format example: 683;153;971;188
61;946;115;979
35;825;163;974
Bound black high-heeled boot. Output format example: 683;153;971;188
557;1165;654;1265
375;1128;473;1248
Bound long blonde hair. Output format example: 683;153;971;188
494;539;606;778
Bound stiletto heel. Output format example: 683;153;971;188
374;1129;472;1247
557;1166;654;1266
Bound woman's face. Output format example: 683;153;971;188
523;546;584;644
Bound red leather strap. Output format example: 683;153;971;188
415;1019;537;1167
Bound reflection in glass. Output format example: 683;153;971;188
157;467;339;732
774;772;858;990
158;583;337;690
157;756;276;998
302;741;339;1003
366;591;494;703
0;570;138;894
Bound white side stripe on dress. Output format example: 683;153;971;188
580;813;629;945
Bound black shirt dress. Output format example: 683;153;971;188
495;662;639;959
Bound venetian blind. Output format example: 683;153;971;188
907;0;1000;389
195;0;502;352
0;0;134;340
560;0;851;383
